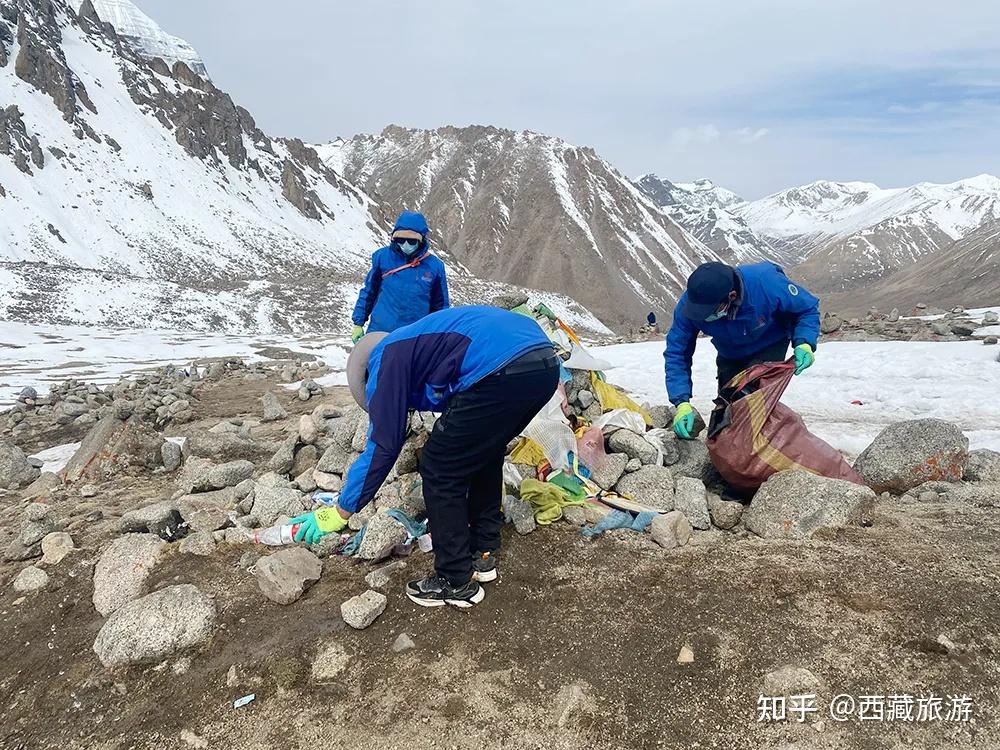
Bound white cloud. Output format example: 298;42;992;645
733;127;770;143
668;124;721;152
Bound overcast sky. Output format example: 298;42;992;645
135;0;1000;199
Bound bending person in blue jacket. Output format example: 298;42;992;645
292;306;559;608
664;261;820;439
351;211;449;343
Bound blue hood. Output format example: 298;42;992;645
393;211;429;237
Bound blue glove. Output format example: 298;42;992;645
672;402;695;440
289;508;349;545
793;344;815;376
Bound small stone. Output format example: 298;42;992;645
120;501;184;539
226;664;240;687
625;458;642;472
261;391;287;423
607;429;660;465
677;645;695;664
707;493;743;530
161;441;183;472
673;477;711;530
311;641;351;682
764;665;823;696
312;470;342;492
577;390;594;409
40;532;74;565
649;510;692;549
298;415;318;445
341;590;387;630
562;505;587;526
357;512;408;559
590;453;629;491
504;495;536;534
81;484;98;498
392;633;416;653
191;460;254;492
297;387;311;402
984;336;998;346
254;548;323;605
13;565;49;592
365;560;406;590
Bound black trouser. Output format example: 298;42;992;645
419;354;559;586
715;339;789;394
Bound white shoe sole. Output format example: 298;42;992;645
406;585;486;609
472;568;497;583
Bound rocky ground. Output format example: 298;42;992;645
1;360;1000;749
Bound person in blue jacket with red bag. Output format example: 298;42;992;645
351;211;449;342
664;261;820;439
292;306;559;609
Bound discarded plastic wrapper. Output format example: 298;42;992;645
592;408;646;435
417;534;433;552
233;694;256;709
312;491;340;508
562;343;614;372
522;389;576;471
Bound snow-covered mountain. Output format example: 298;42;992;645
325;126;720;330
737;176;1000;292
0;0;608;336
71;0;208;78
633;173;780;265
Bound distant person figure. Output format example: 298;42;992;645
647;311;657;328
664;261;820;439
350;211;449;343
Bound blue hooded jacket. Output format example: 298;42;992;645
339;306;555;513
664;262;820;405
352;211;450;333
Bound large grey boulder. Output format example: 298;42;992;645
62;417;164;483
614;465;675;511
161;440;183;472
261;391;288;423
316;441;351;474
184;429;267;463
254;548;323;604
356;512;408;560
250;485;306;526
607;429;660;466
93;585;217;667
590;453;629;491
668;439;717;484
964;449;1000;483
673;477;711;530
743;470;875;539
1;441;42;490
178;487;237;532
190;460;254;492
853;419;969;493
119;501;183;539
92;533;167;616
268;435;298;475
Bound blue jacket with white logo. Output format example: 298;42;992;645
352;211;450;333
339;306;554;513
664;262;820;405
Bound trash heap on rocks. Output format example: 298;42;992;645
820;304;999;345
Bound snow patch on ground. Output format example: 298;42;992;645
29;442;81;474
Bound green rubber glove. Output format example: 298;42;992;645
290;508;349;545
793;343;815;375
351;325;365;344
672;402;695;440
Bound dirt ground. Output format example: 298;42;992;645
1;376;999;750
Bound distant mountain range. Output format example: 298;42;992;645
325;125;718;330
0;0;608;336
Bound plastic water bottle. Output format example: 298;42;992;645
312;491;340;508
253;523;302;546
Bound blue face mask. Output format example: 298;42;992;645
395;239;421;256
705;308;728;322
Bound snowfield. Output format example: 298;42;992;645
3;321;997;459
595;339;1000;458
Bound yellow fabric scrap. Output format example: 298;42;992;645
509;438;547;467
519;479;586;525
590;372;652;426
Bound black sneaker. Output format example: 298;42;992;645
406;576;485;608
472;551;498;583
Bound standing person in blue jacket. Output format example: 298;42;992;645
664;261;820;440
291;306;559;608
351;211;450;343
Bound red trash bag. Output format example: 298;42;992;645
706;360;865;493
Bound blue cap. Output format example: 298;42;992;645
683;262;736;320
